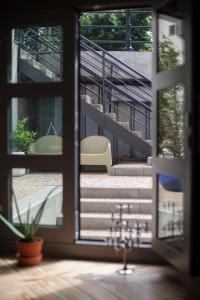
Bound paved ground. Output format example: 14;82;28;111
13;171;152;200
80;172;152;188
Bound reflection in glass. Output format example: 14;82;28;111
9;26;63;83
158;84;184;158
12;169;63;226
158;15;184;72
9;97;62;155
157;173;184;251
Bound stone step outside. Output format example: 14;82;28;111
118;121;130;130
110;163;152;176
81;187;152;199
145;140;152;145
92;103;103;112
80;230;152;243
81;198;152;214
131;131;143;139
80;212;152;230
81;95;92;104
147;156;152;166
104;112;116;121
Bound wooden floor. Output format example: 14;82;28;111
0;257;199;300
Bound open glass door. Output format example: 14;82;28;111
152;0;193;274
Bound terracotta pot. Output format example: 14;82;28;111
16;238;43;266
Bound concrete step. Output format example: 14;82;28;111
80;186;152;199
104;112;116;121
118;121;130;130
21;48;58;80
92;103;103;112
110;163;152;176
81;198;152;214
145;140;152;145
147;156;152;166
131;131;143;139
80;212;152;230
80;229;152;243
81;95;92;104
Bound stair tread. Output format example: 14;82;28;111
80;213;152;219
81;173;152;189
80;230;152;238
81;198;152;203
111;164;152;169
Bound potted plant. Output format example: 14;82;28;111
0;186;57;266
12;117;38;176
12;117;38;154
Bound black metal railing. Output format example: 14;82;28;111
80;35;152;139
80;9;152;51
15;27;152;139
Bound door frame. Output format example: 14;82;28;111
0;0;165;264
152;0;193;274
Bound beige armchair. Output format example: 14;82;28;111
27;135;62;155
80;135;112;174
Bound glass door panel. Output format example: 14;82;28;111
9;97;62;155
12;169;63;226
9;26;63;83
153;0;192;274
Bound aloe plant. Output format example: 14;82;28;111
0;186;58;241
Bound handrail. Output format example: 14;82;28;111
15;27;61;76
81;83;151;133
80;34;152;84
80;39;152;92
81;63;152;112
80;69;152;120
80;55;151;104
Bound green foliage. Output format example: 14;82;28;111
158;38;182;71
15;26;61;54
0;187;58;241
12;117;37;153
80;10;152;51
158;38;184;158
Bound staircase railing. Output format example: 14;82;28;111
15;27;152;140
80;34;152;139
15;27;62;78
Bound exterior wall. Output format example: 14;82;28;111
81;51;152;79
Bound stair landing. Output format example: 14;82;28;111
110;162;152;176
80;171;152;189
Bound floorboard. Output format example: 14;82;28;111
0;257;199;300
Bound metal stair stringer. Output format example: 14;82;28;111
81;100;152;157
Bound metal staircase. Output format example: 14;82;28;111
15;27;152;158
80;35;152;158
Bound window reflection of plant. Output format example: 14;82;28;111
158;38;184;158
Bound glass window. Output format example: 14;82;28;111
12;169;63;226
9;26;63;83
8;97;62;155
158;14;185;72
158;84;184;158
157;173;184;252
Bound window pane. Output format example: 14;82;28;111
158;84;184;158
158;14;185;72
9;26;63;83
157;173;184;252
9;97;62;155
12;169;63;226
